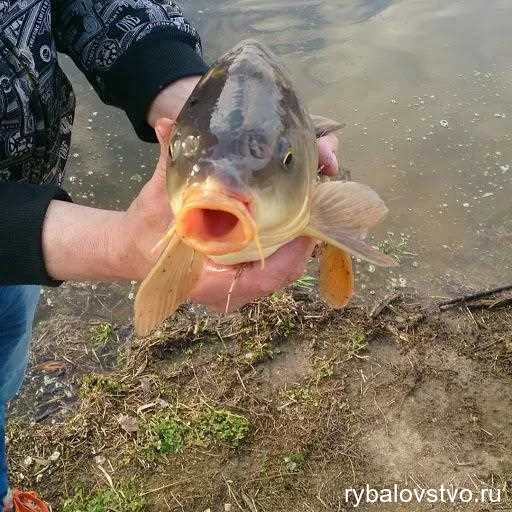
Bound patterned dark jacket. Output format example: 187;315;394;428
0;0;207;285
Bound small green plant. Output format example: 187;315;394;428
152;415;188;454
345;330;368;359
312;357;334;382
283;451;306;472
273;316;295;341
139;412;189;455
90;322;115;346
294;274;317;290
196;408;250;445
259;451;269;479
79;373;126;398
279;385;320;408
62;481;144;512
377;237;407;262
241;338;274;364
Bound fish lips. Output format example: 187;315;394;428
176;185;257;256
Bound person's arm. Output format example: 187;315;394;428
52;0;208;141
0;183;72;285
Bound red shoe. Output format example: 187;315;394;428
11;491;50;512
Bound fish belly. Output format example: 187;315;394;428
208;240;287;265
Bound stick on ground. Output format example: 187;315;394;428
438;284;512;310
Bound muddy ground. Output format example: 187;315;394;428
6;286;512;511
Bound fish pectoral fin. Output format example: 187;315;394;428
134;231;205;337
319;244;354;308
304;181;398;267
311;114;346;138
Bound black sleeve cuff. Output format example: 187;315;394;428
103;30;208;142
0;183;73;286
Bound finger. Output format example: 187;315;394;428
223;237;315;312
155;118;174;146
317;134;340;177
149;118;175;192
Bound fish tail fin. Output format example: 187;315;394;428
304;181;397;308
134;229;204;337
318;244;354;308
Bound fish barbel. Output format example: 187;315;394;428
134;40;396;336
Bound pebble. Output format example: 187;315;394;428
49;450;61;462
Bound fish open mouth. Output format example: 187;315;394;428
176;185;257;255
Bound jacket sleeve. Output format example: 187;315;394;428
0;183;72;286
52;0;208;142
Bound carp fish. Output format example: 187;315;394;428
134;40;396;336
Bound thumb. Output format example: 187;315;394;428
150;117;175;191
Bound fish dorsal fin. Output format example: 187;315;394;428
304;181;397;267
320;244;354;308
134;229;205;337
311;114;345;138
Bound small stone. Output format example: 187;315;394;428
462;203;470;208
49;450;60;462
23;456;33;466
117;414;138;433
440;120;449;128
94;455;106;465
500;164;509;172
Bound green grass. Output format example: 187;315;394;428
139;407;250;455
196;408;250;445
241;338;275;364
62;482;144;512
139;412;189;455
344;330;368;359
294;274;317;290
79;373;126;398
283;451;306;472
90;322;115;346
152;415;188;454
311;357;335;382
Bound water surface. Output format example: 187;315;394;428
39;0;512;321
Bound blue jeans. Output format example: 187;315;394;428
0;285;41;501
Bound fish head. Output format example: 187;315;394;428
166;40;317;257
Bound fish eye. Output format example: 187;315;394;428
281;150;294;169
